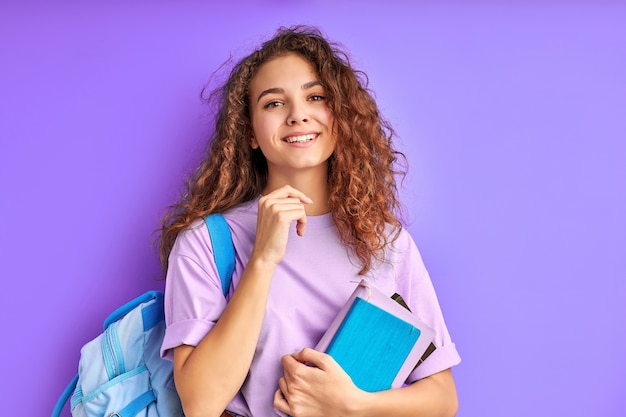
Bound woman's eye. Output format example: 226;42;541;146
309;94;325;102
264;101;283;109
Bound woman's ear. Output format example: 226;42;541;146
249;135;259;149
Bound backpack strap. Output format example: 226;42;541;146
204;213;235;298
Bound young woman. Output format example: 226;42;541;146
159;26;461;417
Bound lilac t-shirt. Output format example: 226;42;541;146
161;199;461;417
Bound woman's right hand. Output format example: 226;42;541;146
250;185;313;267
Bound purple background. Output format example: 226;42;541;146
1;1;625;416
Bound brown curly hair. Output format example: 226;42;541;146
158;25;406;275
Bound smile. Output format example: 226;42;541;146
283;133;317;143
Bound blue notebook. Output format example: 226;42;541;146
315;280;436;392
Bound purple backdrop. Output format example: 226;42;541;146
1;2;625;416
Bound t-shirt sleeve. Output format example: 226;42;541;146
392;231;461;382
160;219;228;361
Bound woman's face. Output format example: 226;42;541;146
248;53;335;179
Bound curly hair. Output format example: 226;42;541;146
158;25;406;275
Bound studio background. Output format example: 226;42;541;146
1;1;624;416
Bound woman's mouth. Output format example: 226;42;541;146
284;133;317;143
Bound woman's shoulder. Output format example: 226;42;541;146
174;199;259;251
168;217;214;267
382;225;426;267
387;224;416;250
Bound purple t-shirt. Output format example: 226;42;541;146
161;198;461;417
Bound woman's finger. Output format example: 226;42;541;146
260;184;313;204
273;387;290;415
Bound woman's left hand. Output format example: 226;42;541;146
273;348;363;417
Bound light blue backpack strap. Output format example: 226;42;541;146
204;213;235;297
115;390;156;417
51;374;79;417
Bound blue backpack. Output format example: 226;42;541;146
52;214;235;417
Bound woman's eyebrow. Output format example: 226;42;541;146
302;80;322;90
256;81;323;103
257;87;284;103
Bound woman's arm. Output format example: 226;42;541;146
357;368;458;417
172;186;313;417
173;256;276;417
274;348;458;417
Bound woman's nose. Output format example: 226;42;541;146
287;104;310;125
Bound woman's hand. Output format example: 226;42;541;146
251;185;313;267
274;348;363;417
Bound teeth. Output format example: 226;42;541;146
285;134;316;143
